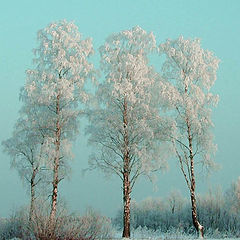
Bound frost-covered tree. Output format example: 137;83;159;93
225;177;240;214
168;190;184;214
86;26;173;238
2;117;46;223
24;20;94;231
159;36;219;238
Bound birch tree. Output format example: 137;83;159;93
2;117;46;223
159;36;219;238
86;26;173;238
24;20;94;233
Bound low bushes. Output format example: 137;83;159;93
0;201;113;240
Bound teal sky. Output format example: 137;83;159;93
0;0;240;218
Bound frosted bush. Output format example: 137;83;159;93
0;204;113;240
113;189;240;239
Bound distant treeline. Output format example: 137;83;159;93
113;180;240;238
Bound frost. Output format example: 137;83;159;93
159;36;220;237
86;26;175;198
159;36;220;170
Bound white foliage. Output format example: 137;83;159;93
21;20;95;173
26;19;94;105
86;26;174;185
1;117;48;186
159;36;220;168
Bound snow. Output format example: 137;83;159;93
113;229;240;240
147;236;240;239
9;239;240;240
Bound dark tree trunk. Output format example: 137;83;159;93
29;166;38;223
122;171;131;238
49;93;61;235
122;97;131;238
190;188;204;238
187;119;204;238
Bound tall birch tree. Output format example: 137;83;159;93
159;36;219;238
24;20;94;233
86;26;173;238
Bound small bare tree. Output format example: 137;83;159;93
2;118;46;223
168;191;184;214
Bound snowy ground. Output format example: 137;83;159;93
8;230;240;240
113;237;240;240
10;237;240;240
113;229;240;240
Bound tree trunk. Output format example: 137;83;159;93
49;93;61;235
187;119;204;238
122;97;131;238
29;167;38;223
122;171;131;238
190;188;204;238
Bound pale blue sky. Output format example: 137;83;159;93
0;0;240;217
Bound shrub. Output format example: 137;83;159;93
0;202;113;240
